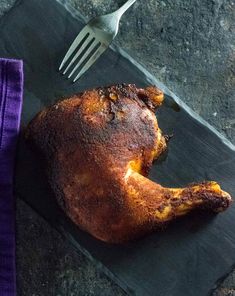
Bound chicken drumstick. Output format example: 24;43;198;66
26;84;232;243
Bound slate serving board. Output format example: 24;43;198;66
0;0;235;295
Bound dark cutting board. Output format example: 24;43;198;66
1;0;235;295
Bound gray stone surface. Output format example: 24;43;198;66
0;0;15;17
1;0;235;295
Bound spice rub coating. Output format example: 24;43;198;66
26;84;232;243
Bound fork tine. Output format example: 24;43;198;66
73;45;107;82
67;40;101;79
63;35;95;75
59;26;90;71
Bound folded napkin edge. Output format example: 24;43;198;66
0;58;23;64
0;57;23;296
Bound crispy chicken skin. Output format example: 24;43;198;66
26;84;232;243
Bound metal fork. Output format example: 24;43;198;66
59;0;137;82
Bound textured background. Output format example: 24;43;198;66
1;0;235;295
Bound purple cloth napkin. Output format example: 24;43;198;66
0;58;23;296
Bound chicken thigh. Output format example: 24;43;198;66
26;84;232;243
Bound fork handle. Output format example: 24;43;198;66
116;0;137;17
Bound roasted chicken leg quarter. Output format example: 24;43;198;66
26;84;232;243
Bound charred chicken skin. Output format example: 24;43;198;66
26;84;232;243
